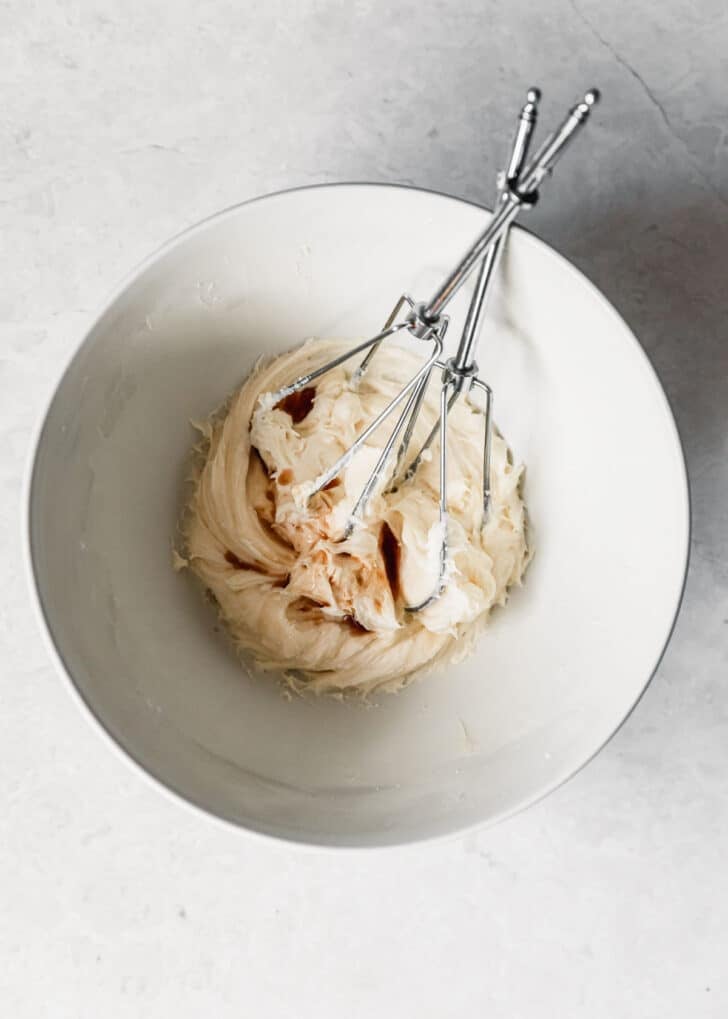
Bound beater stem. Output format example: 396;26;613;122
402;86;542;483
422;89;599;323
452;87;541;379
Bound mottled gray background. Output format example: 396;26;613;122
1;1;727;1016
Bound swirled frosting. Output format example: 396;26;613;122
180;339;529;694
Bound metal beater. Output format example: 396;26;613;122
264;87;600;610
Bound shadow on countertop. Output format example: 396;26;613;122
543;194;728;573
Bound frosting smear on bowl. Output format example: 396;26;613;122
180;339;529;694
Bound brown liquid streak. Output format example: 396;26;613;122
343;615;370;635
275;386;316;424
378;521;401;601
224;550;267;573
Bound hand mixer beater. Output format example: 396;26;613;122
263;87;600;610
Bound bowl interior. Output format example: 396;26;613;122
29;185;689;846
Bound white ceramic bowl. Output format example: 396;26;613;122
26;184;689;847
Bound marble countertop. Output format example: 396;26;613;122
2;1;726;1015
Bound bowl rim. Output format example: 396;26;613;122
22;181;692;850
